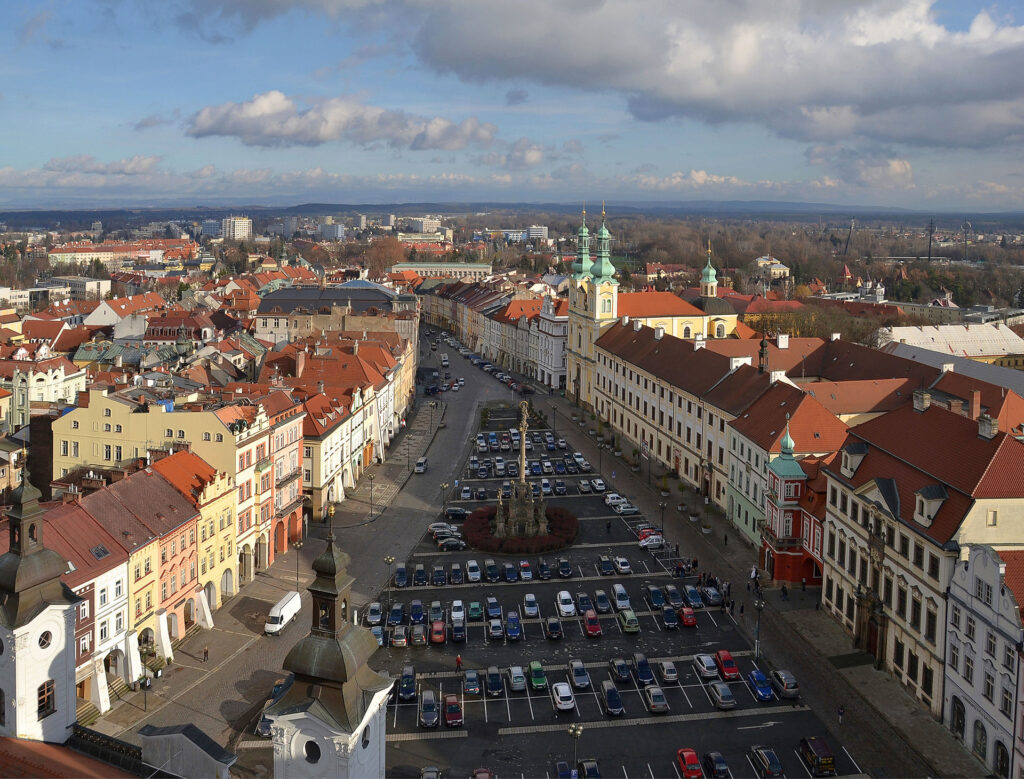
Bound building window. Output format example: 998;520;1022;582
987;631;997;657
964;654;974;684
893;639;904;669
1004;645;1015;671
1001;687;1013;718
899;534;909;558
976;577;994;606
896;587;907;619
921;666;933;698
925;609;937;644
203;432;211;441
104;408;111;417
966;616;976;641
98;588;107;606
950;642;959;671
135;598;141;616
115;613;123;633
145;592;152;609
72;420;79;429
100;621;108;642
913;544;924;569
910;598;922;630
37;680;56;720
80;635;90;656
988;509;998;527
951;604;961;629
80;600;89;620
984;671;995;702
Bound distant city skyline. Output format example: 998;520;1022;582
2;1;1024;210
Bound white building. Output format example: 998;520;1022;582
319;223;346;241
946;545;1023;778
408;216;441;233
221;216;253;242
537;295;568;389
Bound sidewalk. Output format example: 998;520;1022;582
542;389;982;779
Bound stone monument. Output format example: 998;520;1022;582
494;401;548;538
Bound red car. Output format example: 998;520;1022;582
714;649;741;681
584;609;602;637
638;527;660;540
444;694;463;727
676;748;702;779
679;607;697;627
430;621;446;645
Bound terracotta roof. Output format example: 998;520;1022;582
730;383;849;453
302;393;351;436
150;450;219;507
0;737;134;778
617;291;705;318
998;550;1024;627
802;378;917;415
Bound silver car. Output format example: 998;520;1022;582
507;665;527;692
657;660;678;684
709;681;737;710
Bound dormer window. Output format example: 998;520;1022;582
914;484;947;527
840;442;868;478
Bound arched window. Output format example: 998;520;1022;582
716;323;726;338
683;326;691;338
973;719;988;759
362;725;371;749
995;741;1010;778
304;740;321;763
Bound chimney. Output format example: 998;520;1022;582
913;389;931;412
949;399;963;415
777;333;790;349
770;370;787;383
620;315;630;327
979;413;999;440
633;319;642;332
295;349;306;378
694;336;706;351
970;390;982;420
318;380;325;394
941;362;955;374
654;327;665;340
830;332;841;342
352;341;359;355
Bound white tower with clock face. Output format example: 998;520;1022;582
0;478;80;742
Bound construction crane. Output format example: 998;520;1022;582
927;219;935;262
842;218;855;256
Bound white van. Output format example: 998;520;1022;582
415;457;427;473
612;584;631;612
265;591;301;635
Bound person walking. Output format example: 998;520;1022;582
203;646;209;663
838;704;845;725
781;583;789;601
724;533;728;546
801;577;807;592
455;654;463;671
606;520;612;533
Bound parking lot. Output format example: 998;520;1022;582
373;388;865;778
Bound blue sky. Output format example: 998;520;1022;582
2;0;1023;210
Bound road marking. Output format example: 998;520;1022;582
386;730;468;742
793;748;814;777
671;760;683;779
736;720;783;730
497;704;808;735
647;763;656;778
843;746;862;774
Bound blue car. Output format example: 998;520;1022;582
503;563;519;583
554;461;566;474
748;669;773;701
546;441;556;451
684;585;704;609
505;611;522;640
410;600;425;624
485;597;502;619
531;461;543;476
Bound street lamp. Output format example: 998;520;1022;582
384;555;395;611
440;481;449;513
568;723;583;768
407;434;415;472
753;597;766;659
551;404;557;436
368;474;375;517
292;540;303;592
658;501;667;537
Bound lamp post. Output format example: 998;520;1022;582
292;540;303;592
407;434;415;472
753;597;766;659
384;555;395;611
568;723;583;768
368;474;375;517
440;481;449;513
658;501;667;537
551;404;557;437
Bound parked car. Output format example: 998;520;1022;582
410;624;427;646
770;669;800;699
556;590;577;617
709;681;737;709
463;669;481;695
608;657;630;682
798;736;837;777
419;690;439;728
591;478;606;492
657;660;678;684
538;559;552;579
519;560;533;580
485;666;503;696
467;601;483;621
506;665;527;692
662;605;679;629
594;589;612;613
570;659;591;689
443;694;463;727
703;752;731;779
366;601;383;626
683;585;703;608
600;679;624;716
677;749;702;779
485;596;501;619
714;649;741;681
505;611;522;640
578;479;592;493
617;609;640;633
523;593;539;618
487;619;504;640
749;746;785;778
466;560;481;582
613;557;632;574
544;616;564;639
632;653;655;686
391;625;408;647
679;606;697;626
558;558;573;578
584;609;602;637
528;660;548;691
700;585;723;606
388;602;406;627
692;654;718;679
748;669;774;701
409;600;425;624
551;682;575;711
663;584;684;609
398;665;417;700
643;685;669;714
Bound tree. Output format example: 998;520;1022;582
365;236;407;277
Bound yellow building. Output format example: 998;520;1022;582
151;450;238;611
566;210;739;411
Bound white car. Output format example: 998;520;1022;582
451;384;460;392
604;493;626;507
523;593;539;618
466;560;481;582
450;600;465;623
591;478;606;493
573;452;586;464
613;557;632;574
638;535;665;549
551;682;575;711
460;486;472;500
556;590;577;617
692;654;718;679
613;502;639;515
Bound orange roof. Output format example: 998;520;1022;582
999;550;1024;627
150;450;221;506
0;737;134;778
617;291;705;318
730;383;849;453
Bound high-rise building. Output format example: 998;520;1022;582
528;225;549;241
409;216;442;233
356;214;366;230
319;223;346;241
201;219;222;238
221;216;253;242
283;216;299;237
383;214;396;228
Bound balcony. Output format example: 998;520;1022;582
275;496;303;519
276;469;301;489
762;525;803;550
254;457;272;473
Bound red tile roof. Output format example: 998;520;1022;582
617;291;705;318
0;737;134;778
998;550;1024;627
801;378;917;415
730;383;849;453
150;450;220;507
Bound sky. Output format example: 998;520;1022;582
2;0;1024;211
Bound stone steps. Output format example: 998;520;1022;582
76;700;100;727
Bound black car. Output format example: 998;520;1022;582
557;558;573;578
395;566;409;588
537;559;553;580
445;507;469;522
485;560;500;582
413;566;428;586
600;680;624;716
750;746;784;778
703;752;730;779
399;665;417;700
598;556;614;576
544;616;563;639
662;605;679;629
485;666;504;696
449;565;464;585
475;486;488;500
608;657;631;682
438;538;467;551
432;566;446;586
644;586;666;610
451;621;466;642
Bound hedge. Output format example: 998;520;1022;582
463;505;579;554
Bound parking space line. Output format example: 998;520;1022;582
671;760;683;779
505;691;512;721
647;763;656;778
843;746;862;773
745;755;759;777
526;688;535;720
792;749;814;777
622;765;629;778
704;611;718;628
483;690;488;722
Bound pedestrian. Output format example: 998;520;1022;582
724;533;728;546
746;580;751;592
781;583;788;601
606;520;611;533
455;654;463;671
729;599;735;616
674;544;680;557
801;577;806;592
838;704;845;725
692;557;698;570
740;604;745;616
203;646;209;663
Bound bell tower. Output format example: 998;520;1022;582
267;533;393;779
0;476;81;743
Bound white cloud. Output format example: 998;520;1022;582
187;90;497;150
41;155;163;175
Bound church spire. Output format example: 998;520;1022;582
571;204;590;278
780;413;795;456
589;201;617;280
700;237;718;298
